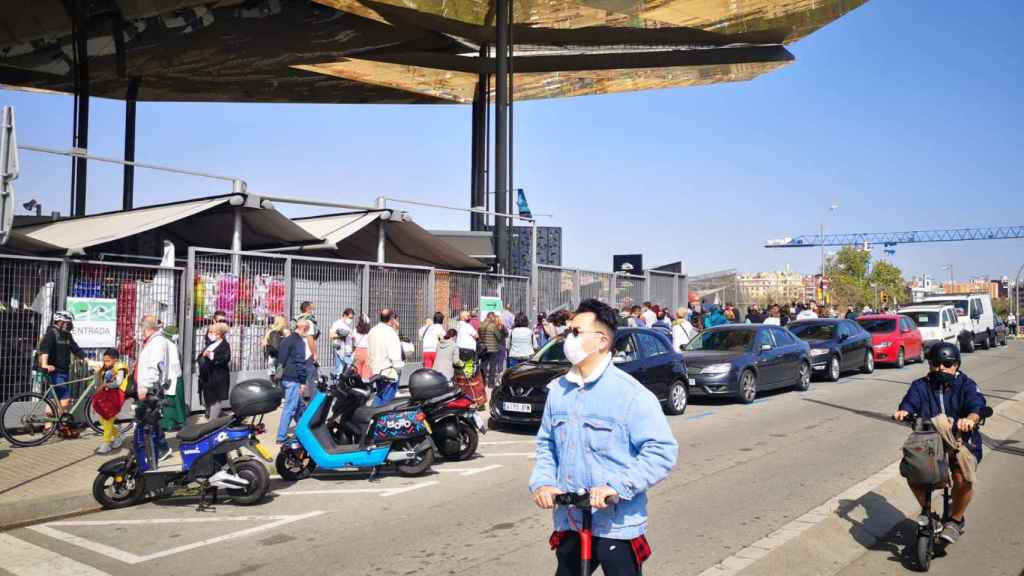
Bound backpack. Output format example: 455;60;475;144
899;425;948;487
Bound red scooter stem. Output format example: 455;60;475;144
581;505;593;574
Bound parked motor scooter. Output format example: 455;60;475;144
92;379;280;509
401;369;485;461
275;373;435;481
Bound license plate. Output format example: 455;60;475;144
253;443;272;462
688;378;696;387
473;412;487;433
503;402;532;413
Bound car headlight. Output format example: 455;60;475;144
700;363;732;375
810;348;830;357
873;341;892;350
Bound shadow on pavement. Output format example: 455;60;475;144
0;449;8;461
836;493;921;571
0;450;97;497
801;398;899;426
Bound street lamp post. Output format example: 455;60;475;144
942;264;954;285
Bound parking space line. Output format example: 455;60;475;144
276;480;438;497
479;440;535;446
684;411;715;421
46;515;304;527
0;532;113;576
479;452;536;458
437;464;503;476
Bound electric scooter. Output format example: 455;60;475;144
275;374;435;481
553;490;621;575
92;379;279;509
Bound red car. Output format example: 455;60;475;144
855;314;924;368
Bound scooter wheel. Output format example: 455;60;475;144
396;442;435;477
916;532;933;572
227;459;271;505
443;422;479;462
276;448;316;481
92;469;144;509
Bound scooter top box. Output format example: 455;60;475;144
230;379;283;417
408;368;449;400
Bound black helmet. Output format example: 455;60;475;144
408;368;450;400
927;342;961;365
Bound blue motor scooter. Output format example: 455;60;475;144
275;373;435;481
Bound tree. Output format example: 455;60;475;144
869;261;907;306
825;247;907;310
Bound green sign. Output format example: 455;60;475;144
66;297;117;348
480;297;503;314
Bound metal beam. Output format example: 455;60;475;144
71;0;90;217
493;0;509;273
123;78;140;210
470;57;487;231
765;226;1024;248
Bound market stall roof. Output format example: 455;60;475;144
292;212;486;270
0;0;867;103
12;194;321;253
0;229;62;254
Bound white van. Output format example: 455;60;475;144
919;293;996;352
898;304;960;353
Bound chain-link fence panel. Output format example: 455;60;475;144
538;266;576;315
368;265;430;362
482;274;530;316
0;255;63;402
649;272;676;311
292;258;363;373
676;276;690;311
613;273;646;311
579;271;612;305
436;270;480;329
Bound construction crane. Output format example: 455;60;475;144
764;226;1024;248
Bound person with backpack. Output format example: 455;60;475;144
893;342;987;546
91;348;130;454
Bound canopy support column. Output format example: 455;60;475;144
493;0;510;274
376;196;387;263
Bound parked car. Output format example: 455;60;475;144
898;304;960;354
788;319;874;381
994;317;1009;346
919;293;996;352
856;314;924;368
488;327;689;428
683;324;810;404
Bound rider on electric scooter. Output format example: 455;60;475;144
893;342;987;545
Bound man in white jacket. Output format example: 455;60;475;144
135;315;182;460
368;308;404;406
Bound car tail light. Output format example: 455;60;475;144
446;397;473;410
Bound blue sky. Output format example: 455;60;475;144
2;1;1022;281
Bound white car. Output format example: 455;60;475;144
898;305;960;353
919;294;996;352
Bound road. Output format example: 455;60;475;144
3;343;1023;576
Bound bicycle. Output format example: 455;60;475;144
0;367;134;447
553;490;621;575
897;406;992;572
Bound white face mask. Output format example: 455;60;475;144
563;332;591;366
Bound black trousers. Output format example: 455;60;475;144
554;533;641;576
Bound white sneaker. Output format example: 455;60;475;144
111;436;124;450
96;442;112;454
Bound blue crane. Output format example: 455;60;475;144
764;226;1024;248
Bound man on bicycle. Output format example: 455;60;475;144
893;342;986;545
530;299;678;575
37;311;88;416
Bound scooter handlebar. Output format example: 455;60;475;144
553;491;620;508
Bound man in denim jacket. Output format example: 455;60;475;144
530;299;678;575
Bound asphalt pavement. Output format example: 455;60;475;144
2;342;1023;576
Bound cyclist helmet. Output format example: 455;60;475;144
53;310;75;324
927;342;961;365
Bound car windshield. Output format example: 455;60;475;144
857;319;896;333
926;299;968;316
531;338;568;364
685;330;754;352
789;323;835;340
907;312;938;327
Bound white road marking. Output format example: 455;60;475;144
0;532;113;576
45;515;307;527
30;511;325;565
437;464;504;476
276;480;438;497
479;452;536;458
479;440;535;446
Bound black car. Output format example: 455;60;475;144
489;328;689;427
787;319;874;382
684;324;811;404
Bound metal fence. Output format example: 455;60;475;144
613;273;646;310
0;255;184;402
535;265;685;315
368;264;431;362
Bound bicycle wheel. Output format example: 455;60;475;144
86;398;135;437
1;393;60;447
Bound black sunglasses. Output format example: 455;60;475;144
929;360;958;369
568;327;607;339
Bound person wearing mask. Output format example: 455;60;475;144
535;313;550;350
352;317;372;381
508;313;535;368
203;310;228;348
457;310;480;377
763;305;783;326
302;319;319;402
135;315;181;460
37;311;88;417
796;302;819;321
263;315;290;381
329;308;356;377
641;302;657;328
368;308;404;405
893;343;986;545
672;307;698;351
530;299;678;576
197;322;232;420
651;310;673;337
479;312;508;389
434;329;459;381
419;312;447;369
546;310;570;339
275;320;310;444
295;301;320;340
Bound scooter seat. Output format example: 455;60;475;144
178;416;234;442
350;399;410;428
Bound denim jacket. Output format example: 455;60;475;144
529;356;678;539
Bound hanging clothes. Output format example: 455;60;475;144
193;275;206;322
116;280;138;358
216;274;239;323
267;277;286;317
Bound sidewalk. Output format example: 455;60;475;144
0;406;289;529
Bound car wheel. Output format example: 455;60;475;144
963;334;976;353
861;350;875;374
736;370;757;404
896;348;905;369
981;331;991;350
665;381;688;415
917;347;926;363
827;355;841;382
794;361;811;392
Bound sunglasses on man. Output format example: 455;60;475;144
568;327;607;339
929;360;958;369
